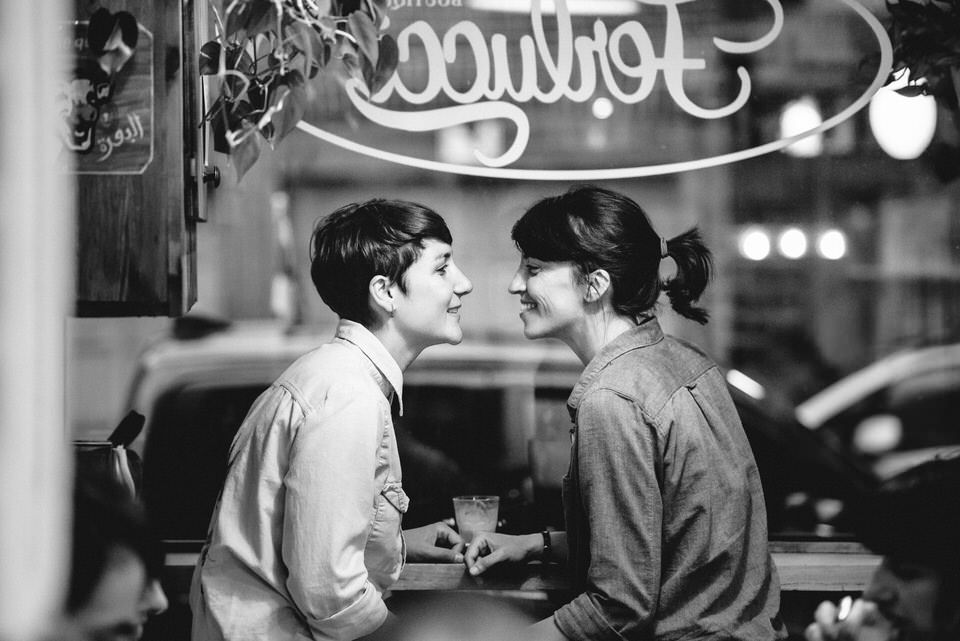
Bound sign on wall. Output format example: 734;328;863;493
58;10;154;175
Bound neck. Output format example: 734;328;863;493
565;309;637;366
369;323;421;371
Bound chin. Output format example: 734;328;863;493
444;327;464;345
520;321;545;341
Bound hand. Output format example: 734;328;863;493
463;532;538;576
403;522;465;563
805;598;896;641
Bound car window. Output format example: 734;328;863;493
887;369;960;451
822;368;960;457
140;377;871;542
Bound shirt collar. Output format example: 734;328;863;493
567;316;664;416
334;319;404;416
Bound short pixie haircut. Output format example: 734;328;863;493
310;199;452;326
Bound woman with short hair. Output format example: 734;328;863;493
192;199;473;641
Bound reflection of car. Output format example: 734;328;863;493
124;317;586;541
795;342;960;479
123;317;871;544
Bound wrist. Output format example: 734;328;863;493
540;529;552;562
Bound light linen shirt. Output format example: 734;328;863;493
190;320;409;641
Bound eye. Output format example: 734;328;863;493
524;263;540;276
437;264;449;274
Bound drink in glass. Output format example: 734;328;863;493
452;495;499;543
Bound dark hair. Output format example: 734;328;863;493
310;199;453;326
511;185;712;324
854;455;960;568
66;474;163;613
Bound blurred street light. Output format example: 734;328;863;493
778;227;808;259
869;71;937;160
739;227;771;261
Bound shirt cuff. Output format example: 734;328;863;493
553;593;622;641
304;583;387;641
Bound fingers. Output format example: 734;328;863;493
814;600;840;627
467;549;498;575
418;546;464;564
434;523;464;549
805;621;827;641
464;537;503;576
462;535;489;568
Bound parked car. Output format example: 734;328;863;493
795;341;960;480
122;316;872;541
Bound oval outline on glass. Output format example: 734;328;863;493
297;0;892;181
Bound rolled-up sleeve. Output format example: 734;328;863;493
283;383;388;640
554;389;662;641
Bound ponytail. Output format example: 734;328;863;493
662;227;712;325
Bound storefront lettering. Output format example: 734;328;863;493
348;0;782;167
96;113;145;161
299;0;891;179
388;0;462;8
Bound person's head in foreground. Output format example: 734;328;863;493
65;475;168;641
807;454;960;641
509;185;711;359
859;455;960;640
310;198;472;363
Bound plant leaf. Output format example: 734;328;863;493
273;82;308;143
370;33;398;94
895;84;928;96
230;121;263;181
348;10;379;67
337;0;364;14
245;0;278;37
225;2;252;38
340;49;366;88
309;0;333;15
199;41;222;75
318;16;338;35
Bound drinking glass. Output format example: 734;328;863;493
452;495;499;543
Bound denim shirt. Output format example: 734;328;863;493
554;317;786;641
190;320;408;641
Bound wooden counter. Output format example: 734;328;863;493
391;541;880;595
165;541;881;596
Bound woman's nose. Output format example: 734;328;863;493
508;270;524;294
456;267;473;296
140;579;169;617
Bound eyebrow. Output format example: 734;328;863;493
433;252;451;264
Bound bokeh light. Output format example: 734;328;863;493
817;229;847;260
869;71;937;160
780;96;823;158
778;227;808;259
739;228;771;261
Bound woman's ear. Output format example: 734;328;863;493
583;269;612;303
369;275;396;317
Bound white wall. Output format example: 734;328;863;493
0;2;73;639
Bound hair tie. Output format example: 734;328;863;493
660;236;669;259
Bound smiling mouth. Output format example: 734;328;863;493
520;302;536;311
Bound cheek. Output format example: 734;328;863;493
906;581;942;622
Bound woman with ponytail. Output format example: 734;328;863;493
464;186;786;641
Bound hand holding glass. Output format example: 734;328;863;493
452;495;499;543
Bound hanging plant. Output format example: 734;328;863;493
885;0;960;109
200;0;398;180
